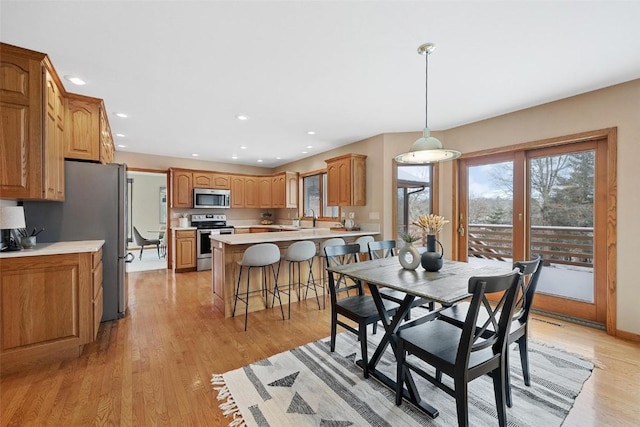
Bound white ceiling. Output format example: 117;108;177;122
2;1;639;167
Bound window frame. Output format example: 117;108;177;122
301;169;339;221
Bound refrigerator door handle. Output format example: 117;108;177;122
121;252;135;263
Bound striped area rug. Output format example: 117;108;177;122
212;330;593;426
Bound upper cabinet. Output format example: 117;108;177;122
170;169;193;208
272;171;298;209
258;176;272;208
230;175;245;208
65;94;114;164
325;154;366;206
193;172;230;189
0;43;65;200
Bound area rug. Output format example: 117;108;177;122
211;330;593;426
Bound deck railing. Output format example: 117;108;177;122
468;224;594;268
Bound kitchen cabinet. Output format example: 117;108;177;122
174;229;196;271
65;94;114;164
258;176;272;208
271;171;298;209
244;176;258;208
0;43;65;200
170;169;193;208
193;171;230;189
0;247;103;375
230;175;245;208
325;153;366;206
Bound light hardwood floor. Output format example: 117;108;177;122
1;269;639;426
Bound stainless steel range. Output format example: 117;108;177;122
191;214;234;271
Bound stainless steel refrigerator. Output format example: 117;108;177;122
23;160;129;321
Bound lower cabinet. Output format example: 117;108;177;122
174;229;196;271
0;248;103;375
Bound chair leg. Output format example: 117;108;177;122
454;377;470;427
156;243;160;259
244;268;251;331
518;335;531;386
505;343;513;408
232;267;242;318
330;311;338;352
492;365;508;427
139;246;143;260
396;338;405;406
359;323;369;378
271;265;285;321
306;259;320;309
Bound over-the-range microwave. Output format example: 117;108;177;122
193;188;231;209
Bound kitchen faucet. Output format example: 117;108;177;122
308;209;317;228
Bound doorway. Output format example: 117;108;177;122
455;130;616;328
127;170;169;272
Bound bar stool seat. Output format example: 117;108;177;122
282;240;320;315
232;243;284;331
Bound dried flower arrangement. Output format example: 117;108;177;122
413;214;449;235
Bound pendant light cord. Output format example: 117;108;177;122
425;51;429;129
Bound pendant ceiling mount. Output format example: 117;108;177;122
395;43;461;164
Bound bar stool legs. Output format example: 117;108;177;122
232;243;284;331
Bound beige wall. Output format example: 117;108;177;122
115;79;639;335
115;151;271;175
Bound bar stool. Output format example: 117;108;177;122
318;237;346;309
354;235;375;261
232;243;284;331
281;240;320;315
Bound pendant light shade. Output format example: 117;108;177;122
395;43;461;164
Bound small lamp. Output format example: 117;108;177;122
0;206;26;251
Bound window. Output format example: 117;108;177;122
303;172;339;219
396;164;434;236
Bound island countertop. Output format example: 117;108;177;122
0;240;105;258
210;228;378;245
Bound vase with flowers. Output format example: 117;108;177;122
413;214;449;271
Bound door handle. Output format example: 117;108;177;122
457;225;465;236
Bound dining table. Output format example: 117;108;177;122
326;256;512;419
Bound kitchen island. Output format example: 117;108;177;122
210;229;378;318
0;240;104;375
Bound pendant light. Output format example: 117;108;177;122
395;43;461;163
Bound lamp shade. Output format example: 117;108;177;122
395;128;461;163
0;206;26;229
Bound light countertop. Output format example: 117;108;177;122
0;240;105;258
172;226;197;231
210;229;378;245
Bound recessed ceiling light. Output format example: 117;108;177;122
306;145;313;149
240;146;247;150
114;112;128;118
301;151;308;154
236;115;249;121
192;153;199;157
257;159;263;163
307;131;316;135
64;75;86;86
116;133;126;137
231;155;238;160
117;144;127;148
276;156;281;160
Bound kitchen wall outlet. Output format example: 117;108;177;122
369;212;380;220
348;212;355;219
341;212;346;219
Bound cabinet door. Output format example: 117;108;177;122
326;161;340;207
351;156;366;206
337;159;352;206
99;106;114;164
0;50;44;199
211;173;230;189
244;176;258;208
230;175;245;208
285;171;298;208
66;95;100;161
44;69;64;200
175;231;196;269
193;172;214;188
171;170;193;208
271;174;285;208
258;177;272;208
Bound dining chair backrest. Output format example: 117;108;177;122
367;239;396;260
324;244;362;301
512;256;543;323
458;268;522;367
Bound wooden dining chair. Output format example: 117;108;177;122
367;240;435;316
325;243;399;378
438;256;543;407
395;268;522;427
